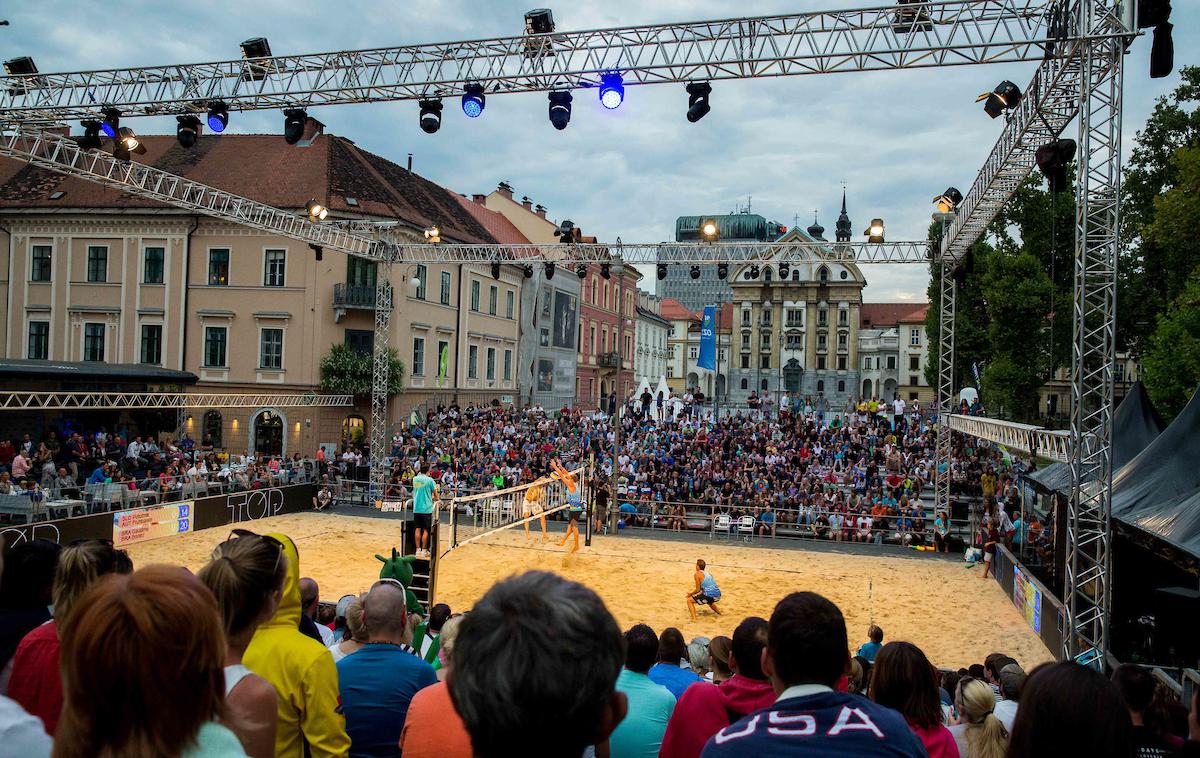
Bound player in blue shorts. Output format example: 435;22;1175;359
687;558;723;620
551;459;583;554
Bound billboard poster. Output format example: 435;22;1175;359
698;305;717;370
537;359;555;392
1012;565;1042;633
113;502;194;547
541;286;553;322
552;291;577;349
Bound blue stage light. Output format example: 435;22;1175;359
100;108;120;139
462;84;485;118
207;102;229;133
599;72;624;110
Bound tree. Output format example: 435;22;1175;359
923;220;994;396
978;250;1056;420
319;343;404;397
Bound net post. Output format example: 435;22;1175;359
585;452;595;547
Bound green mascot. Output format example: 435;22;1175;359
375;547;425;616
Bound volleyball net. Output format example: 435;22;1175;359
447;466;589;551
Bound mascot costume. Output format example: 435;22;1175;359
375;547;425;616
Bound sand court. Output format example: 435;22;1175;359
123;511;1052;670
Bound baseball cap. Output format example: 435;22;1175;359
335;594;357;619
999;663;1027;699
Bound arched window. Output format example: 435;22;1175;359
342;415;365;446
818;266;829;283
817;380;825;393
837;380;846;393
740;378;749;390
203;410;223;448
251;409;284;457
791;269;801;281
764;267;773;282
761;379;769;390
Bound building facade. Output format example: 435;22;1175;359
634;291;670;386
858;303;933;403
658;212;787;310
577;262;640;408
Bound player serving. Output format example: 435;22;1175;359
687;558;723;620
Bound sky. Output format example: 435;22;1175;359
3;1;1195;302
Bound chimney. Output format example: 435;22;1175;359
301;116;325;143
497;181;514;200
534;204;547;219
521;196;533;212
472;193;487;205
407;153;413;172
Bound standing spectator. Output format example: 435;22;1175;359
661;617;775;758
610;624;676;758
449;571;627;758
298;577;335;646
53;565;246;757
870;641;960;757
0;540;61;673
857;624;884;663
198;532;285;758
650;628;704;698
935;510;951;553
8;539;132;736
1007;662;1133;758
338;581;437;758
243;533;350;758
399;615;471;757
949;677;1009;758
10;449;30;482
1112;663;1181;758
701;592;925;757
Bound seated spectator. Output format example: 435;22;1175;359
8;539;132;736
994;663;1025;731
243;533;350;758
948;677;1008;758
328;595;367;663
870;641;959;757
661;616;775;758
650;627;703;698
0;540;60;674
449;571;627;758
706;636;734;685
338;581;437;758
1112;663;1182;757
399;614;471;758
703;592;925;756
298;577;335;646
1007;662;1133;758
0;547;52;756
857;624;884;663
687;636;712;678
611;624;676;758
413;602;452;667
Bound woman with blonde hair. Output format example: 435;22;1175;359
198;531;286;758
328;596;367;663
949;677;1008;758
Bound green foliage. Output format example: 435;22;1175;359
923;220;993;393
978;250;1056;419
318;343;404;397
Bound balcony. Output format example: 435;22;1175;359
598;351;621;369
333;283;392;321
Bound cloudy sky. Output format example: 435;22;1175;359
5;1;1195;301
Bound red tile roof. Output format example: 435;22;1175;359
0;128;494;244
860;303;930;328
452;194;531;245
659;298;698;321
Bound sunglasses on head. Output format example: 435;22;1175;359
227;529;286;575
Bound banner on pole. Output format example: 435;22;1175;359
698;305;716;370
438;344;449;387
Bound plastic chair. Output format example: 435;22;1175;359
737;515;755;542
712;513;732;541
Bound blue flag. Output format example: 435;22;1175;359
697;305;716;370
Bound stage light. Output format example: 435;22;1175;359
864;218;885;243
491;261;501;279
686;82;712;123
283;109;307;144
599;72;624;110
306;199;329;222
554;220;576;242
75;120;103;151
748;265;760;279
657;263;667;280
778;261;791;279
176;115;202;148
575;263;588;279
240;37;272;81
689;266;701;280
100;108;121;139
462;84;486;118
118;127;145;154
424;226;441;243
548;90;573;130
700;219;719;242
3;56;35;75
1035;139;1077;193
419;98;443;134
522;264;534;279
525;8;555;34
893;0;933;33
600;263;611;279
977;81;1022;119
207;101;228;133
310;244;323;262
933;187;963;213
544;262;556;279
717;263;728;280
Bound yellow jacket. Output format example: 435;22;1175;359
244;533;350;758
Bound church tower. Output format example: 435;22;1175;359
835;189;852;243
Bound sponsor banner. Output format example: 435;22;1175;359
697;305;717;370
113;502;194;547
1012;565;1042;633
378;499;408;513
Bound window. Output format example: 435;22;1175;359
761;309;771;325
440;271;452;305
470;280;480;311
818;266;829;283
909;355;920;371
817;334;827;349
347;258;377;287
785;309;802;327
504;349;512;381
468;345;479;379
488;285;497;315
204;410;223;448
83;323;105;362
506;290;515;319
143;247;165;284
764;267;773;283
818;309;828;327
838;310;848;326
27;321;49;360
259;328;283;369
909;375;920;386
838;334;848;350
817;380;825;392
742;310;751;325
86;246;107;282
207;249;229;286
760;355;770;369
140;324;162;365
412;337;425;376
204;326;228;367
740;378;748;390
414;265;427;300
590;325;597;356
741;332;750;349
345;329;373;355
837;355;847;370
886;356;897;370
817;355;827;370
741;355;750;369
838;380;846;393
785;333;803;349
31;245;51;282
264;249;286;287
486;347;496;380
689;346;698;359
910;328;921;346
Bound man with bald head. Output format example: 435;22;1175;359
336;580;437;757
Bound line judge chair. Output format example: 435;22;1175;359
712;513;732;541
737;515;756;543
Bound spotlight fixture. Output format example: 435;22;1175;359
424;226;441;243
75;120;103;151
176;115;202;148
575;263;588;279
419;98;443;134
525;8;555;34
599;72;624;110
748;265;760;280
117;127;146;155
893;0;933;33
1035;139;1077;193
462;84;486;118
3;56;39;96
548;90;573;130
933;187;963;213
240;37;272;81
100;107;121;139
686;82;712;123
717;263;728;280
657;263;668;281
976;81;1022;119
600;263;611;279
283;109;307;145
864;218;885;243
689;266;701;280
700;219;719;243
309;243;323;262
554;220;577;242
306;199;329;222
491;262;502;280
778;261;791;279
544;262;556;279
522;264;534;279
206;101;229;133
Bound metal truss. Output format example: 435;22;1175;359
947;413;1072;461
369;263;394;491
1;0;1080;124
933;261;956;516
0;392;353;410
